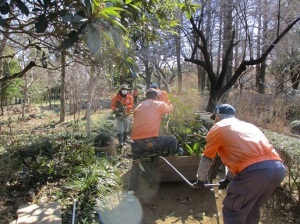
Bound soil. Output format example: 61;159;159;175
97;145;282;224
97;144;226;224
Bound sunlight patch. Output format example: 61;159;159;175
96;190;143;224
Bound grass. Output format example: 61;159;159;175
0;108;122;223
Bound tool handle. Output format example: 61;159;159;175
158;156;220;188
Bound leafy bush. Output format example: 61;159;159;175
1;128;122;223
93;115;115;147
161;95;207;157
264;130;300;222
290;120;300;135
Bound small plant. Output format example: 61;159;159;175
93;115;115;147
161;95;207;157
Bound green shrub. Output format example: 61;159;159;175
290;120;300;135
161;96;207;156
93;115;115;147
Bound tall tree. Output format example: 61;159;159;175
183;1;300;111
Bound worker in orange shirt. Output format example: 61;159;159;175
150;83;170;104
128;88;183;194
193;104;285;224
110;84;134;149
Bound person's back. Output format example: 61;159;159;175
128;88;179;195
131;99;173;140
194;103;285;224
205;117;281;175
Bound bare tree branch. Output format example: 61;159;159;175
0;61;36;83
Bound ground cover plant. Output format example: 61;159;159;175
0;110;122;223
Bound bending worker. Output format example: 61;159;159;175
128;88;182;194
193;103;285;224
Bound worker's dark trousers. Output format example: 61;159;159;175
128;135;177;191
223;160;286;224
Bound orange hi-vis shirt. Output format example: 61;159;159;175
204;118;282;175
157;90;170;104
110;93;134;113
131;99;174;140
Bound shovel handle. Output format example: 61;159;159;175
158;156;220;188
204;183;220;187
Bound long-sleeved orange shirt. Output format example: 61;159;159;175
110;93;133;113
131;99;174;140
204;118;282;175
157;90;170;104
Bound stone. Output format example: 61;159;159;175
17;202;61;224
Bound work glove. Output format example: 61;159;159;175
192;180;205;189
218;178;231;190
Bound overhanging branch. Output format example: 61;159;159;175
0;61;36;83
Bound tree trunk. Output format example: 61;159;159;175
175;32;182;94
206;84;218;112
84;68;98;119
21;76;27;119
0;33;8;116
222;0;233;89
255;0;262;91
60;50;66;122
258;6;269;94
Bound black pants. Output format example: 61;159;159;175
128;135;177;191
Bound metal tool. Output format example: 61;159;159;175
158;156;219;188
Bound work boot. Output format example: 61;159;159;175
123;132;128;145
117;134;123;149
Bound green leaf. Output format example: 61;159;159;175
78;23;87;34
0;15;8;27
125;61;138;78
109;18;127;31
12;0;29;16
68;30;79;43
72;14;87;23
193;142;199;151
84;25;101;55
32;8;42;12
35;14;48;33
62;14;73;22
43;0;51;9
0;0;5;7
84;0;92;17
185;11;191;20
101;7;122;18
92;0;100;8
185;144;193;156
61;31;79;49
0;2;9;15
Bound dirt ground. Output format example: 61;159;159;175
97;145;225;224
97;144;285;224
